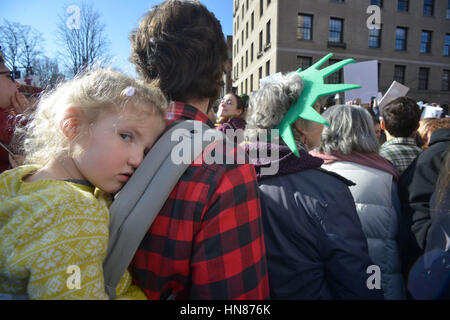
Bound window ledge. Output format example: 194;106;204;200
327;41;346;49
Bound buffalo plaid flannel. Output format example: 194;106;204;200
129;102;269;300
380;137;422;175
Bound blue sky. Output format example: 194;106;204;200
2;0;233;76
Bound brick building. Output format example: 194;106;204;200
232;0;450;104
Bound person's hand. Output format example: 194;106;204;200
373;98;379;107
10;92;30;114
9;154;24;168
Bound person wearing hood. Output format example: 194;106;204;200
244;71;383;300
310;104;406;300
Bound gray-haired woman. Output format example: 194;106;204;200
244;72;383;300
310;104;406;300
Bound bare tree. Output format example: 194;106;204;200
0;20;23;73
0;20;44;77
34;56;65;89
57;2;110;76
18;25;44;77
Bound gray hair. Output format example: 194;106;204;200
245;71;304;142
317;104;379;154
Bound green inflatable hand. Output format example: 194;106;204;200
275;53;361;157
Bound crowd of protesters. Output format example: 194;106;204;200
0;0;449;300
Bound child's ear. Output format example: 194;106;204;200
60;106;83;140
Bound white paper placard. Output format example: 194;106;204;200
378;81;410;115
343;60;378;104
421;106;443;119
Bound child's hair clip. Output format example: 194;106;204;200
122;86;136;97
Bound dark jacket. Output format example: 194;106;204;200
398;128;450;292
216;117;246;132
246;142;384;300
408;187;450;300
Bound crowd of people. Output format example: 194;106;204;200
0;0;449;300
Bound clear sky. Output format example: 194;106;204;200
2;0;233;76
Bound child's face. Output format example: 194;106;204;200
72;104;165;194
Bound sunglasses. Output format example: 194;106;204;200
0;71;15;83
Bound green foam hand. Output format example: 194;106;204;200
275;53;361;157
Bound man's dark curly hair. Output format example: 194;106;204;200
129;0;228;102
382;97;421;137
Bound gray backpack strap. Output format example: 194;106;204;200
103;120;221;299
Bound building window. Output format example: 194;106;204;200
398;0;409;12
418;68;429;90
251;12;254;30
245;78;248;93
246;50;248;67
332;0;344;2
259;67;263;86
297;56;312;70
242;4;245;18
326;59;342;84
420;31;432;54
369;28;381;48
329;18;344;44
251;43;254;62
260;0;263;16
267;0;271;5
442;70;450;91
246;22;248;39
259;31;263;53
241;56;244;72
266;60;270;76
423;0;434;16
394;65;406;84
395;27;407;51
297;14;313;40
371;0;383;7
250;74;254;92
447;0;450;19
241;31;244;46
266;20;271;45
445;34;450;56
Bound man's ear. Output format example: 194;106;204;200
380;119;386;131
60;106;83;140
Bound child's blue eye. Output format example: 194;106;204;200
120;133;132;141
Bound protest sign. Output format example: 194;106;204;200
421;105;443;119
343;60;378;104
378;81;410;115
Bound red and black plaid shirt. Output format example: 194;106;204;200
129;102;269;300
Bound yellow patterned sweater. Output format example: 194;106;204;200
0;165;146;300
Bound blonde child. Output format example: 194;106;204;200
0;69;167;299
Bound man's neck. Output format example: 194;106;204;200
184;97;210;115
385;131;396;141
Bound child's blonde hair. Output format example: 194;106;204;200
23;69;168;166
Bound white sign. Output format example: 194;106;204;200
343;60;379;104
378;81;410;115
421;106;443;119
